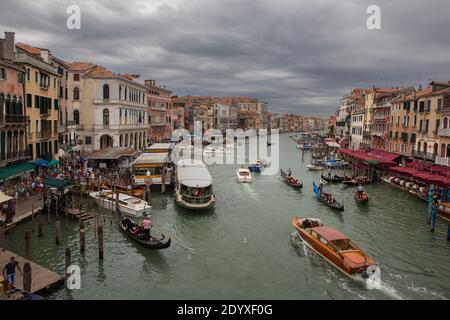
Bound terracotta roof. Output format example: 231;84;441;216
69;62;96;71
84;65;118;78
16;43;43;55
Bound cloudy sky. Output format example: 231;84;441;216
1;0;450;116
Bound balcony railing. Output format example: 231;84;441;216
411;150;436;161
2;115;29;125
37;131;52;140
438;128;450;137
4;150;32;160
436;156;450;167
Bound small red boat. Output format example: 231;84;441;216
355;191;369;203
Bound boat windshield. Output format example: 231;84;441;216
180;185;213;204
240;171;250;176
331;239;358;251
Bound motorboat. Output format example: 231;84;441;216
307;164;324;171
174;159;215;210
248;162;262;173
237;168;252;183
292;217;379;287
89;190;152;218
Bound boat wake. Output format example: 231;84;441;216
241;184;259;200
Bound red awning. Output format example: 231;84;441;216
367;149;401;162
389;167;419;176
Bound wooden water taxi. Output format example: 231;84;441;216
292;217;379;285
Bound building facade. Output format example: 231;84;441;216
145;80;171;143
0;32;28;167
15;42;60;160
67;64;148;152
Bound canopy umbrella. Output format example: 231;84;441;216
47;159;60;167
34;159;49;167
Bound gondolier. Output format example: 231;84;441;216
141;213;153;240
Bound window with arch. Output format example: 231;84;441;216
73;87;80;101
103;108;110;125
74;110;80;125
5;95;11;114
0;94;4;116
444;117;448;129
103;84;110;100
119;85;122;100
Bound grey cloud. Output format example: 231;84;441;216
1;0;450;116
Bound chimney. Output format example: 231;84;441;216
145;79;156;87
40;49;50;63
0;32;15;61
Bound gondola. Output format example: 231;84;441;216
321;174;343;183
116;210;171;249
313;182;344;211
355;191;369;203
280;169;303;189
342;176;370;186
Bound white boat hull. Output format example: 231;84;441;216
89;191;151;218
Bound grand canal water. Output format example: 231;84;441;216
4;134;450;299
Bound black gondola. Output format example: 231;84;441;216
321;174;343;183
116;211;171;250
280;169;303;189
318;192;345;211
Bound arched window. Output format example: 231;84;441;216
103;108;109;125
423;142;427;154
124;87;127;101
103;84;110;100
73;110;80;125
119;85;122;100
5;95;11;115
12;96;17;115
0;94;4;117
444;117;448;129
17;97;23;115
73;87;80;101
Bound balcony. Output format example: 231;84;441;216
438;128;450;137
39;83;49;90
411;150;436;161
2;115;29;125
435;156;450;167
371;131;384;137
37;131;52;140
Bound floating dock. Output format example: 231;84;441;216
0;249;63;294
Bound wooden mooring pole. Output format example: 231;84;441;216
47;193;51;224
23;262;32;293
37;213;44;237
24;230;31;260
79;221;85;252
65;247;71;280
31;205;35;233
0;223;4;250
98;224;104;260
55;214;61;244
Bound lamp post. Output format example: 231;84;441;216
144;170;153;205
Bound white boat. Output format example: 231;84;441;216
89;190;151;218
236;168;252;183
174;159;215;210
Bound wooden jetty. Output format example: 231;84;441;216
0;249;63;294
65;208;94;223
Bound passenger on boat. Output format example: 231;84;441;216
288;168;292;176
357;184;365;199
327;196;335;205
327;169;332;180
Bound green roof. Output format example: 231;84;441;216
0;162;36;182
43;178;73;190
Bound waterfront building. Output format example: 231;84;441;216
67;63;148;152
238;110;260;130
389;81;450;161
49;56;70;148
213;102;238;131
371;88;413;151
169;104;185;130
15;42;61;160
350;106;364;150
145;80;171;143
0;32;28;167
336;96;351;146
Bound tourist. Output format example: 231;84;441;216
2;257;22;291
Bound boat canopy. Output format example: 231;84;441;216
177;159;213;188
132;153;170;167
312;226;348;241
